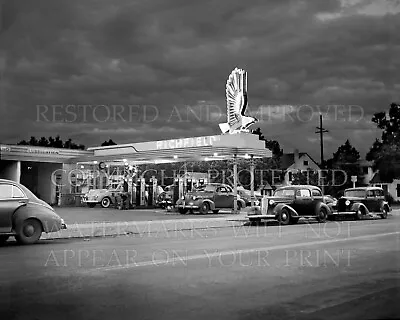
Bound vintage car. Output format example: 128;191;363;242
247;185;331;225
334;187;391;220
237;187;262;206
176;183;246;214
82;187;120;208
0;179;67;245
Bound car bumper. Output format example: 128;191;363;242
332;211;357;215
177;204;199;209
247;214;276;219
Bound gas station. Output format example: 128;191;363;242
70;132;272;211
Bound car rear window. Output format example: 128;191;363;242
344;190;366;197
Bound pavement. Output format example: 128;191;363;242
1;215;399;320
41;206;251;240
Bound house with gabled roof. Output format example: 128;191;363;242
274;149;321;187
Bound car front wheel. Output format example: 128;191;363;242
317;208;327;223
15;219;43;245
199;202;210;214
278;208;290;225
380;207;388;219
178;208;188;214
101;197;111;208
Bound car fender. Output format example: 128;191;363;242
350;202;369;215
237;198;246;208
315;202;331;215
199;199;215;210
274;203;299;218
13;204;62;233
381;201;391;212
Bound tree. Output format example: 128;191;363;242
332;139;360;164
252;127;283;158
326;139;362;190
17;135;85;150
101;139;117;146
366;103;400;182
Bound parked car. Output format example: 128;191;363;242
334;187;391;220
247;185;331;225
0;179;67;245
323;195;337;213
176;183;246;214
82;187;119;208
237;187;262;206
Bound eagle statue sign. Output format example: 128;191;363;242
219;67;258;134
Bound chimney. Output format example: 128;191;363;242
294;149;299;162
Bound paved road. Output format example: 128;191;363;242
55;207;235;224
1;216;399;320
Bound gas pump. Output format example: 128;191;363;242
173;178;180;206
178;178;184;200
136;177;146;206
186;178;193;192
148;176;157;206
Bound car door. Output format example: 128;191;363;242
365;190;376;212
293;188;313;215
215;186;231;208
0;183;28;233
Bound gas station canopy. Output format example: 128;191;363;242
70;132;272;165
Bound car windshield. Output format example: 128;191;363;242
344;190;366;197
273;189;295;197
195;185;215;192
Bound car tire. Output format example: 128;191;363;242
178;208;188;214
87;203;96;208
101;197;111;208
15;219;43;245
212;210;219;214
355;208;363;220
317;208;327;223
0;235;9;244
278;208;290;225
380;207;388;219
199;202;210;215
237;201;243;211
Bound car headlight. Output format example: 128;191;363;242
345;200;350;206
192;196;197;200
269;200;275;205
181;196;185;200
94;195;98;199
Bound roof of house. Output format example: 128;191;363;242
370;172;394;184
279;152;320;170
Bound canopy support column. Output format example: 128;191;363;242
250;155;255;206
233;154;238;213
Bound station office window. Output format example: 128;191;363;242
303;160;309;166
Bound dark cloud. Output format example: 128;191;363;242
0;0;399;160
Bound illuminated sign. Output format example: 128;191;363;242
155;135;221;150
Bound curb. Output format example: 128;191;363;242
40;216;249;240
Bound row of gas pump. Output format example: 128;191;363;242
129;177;206;207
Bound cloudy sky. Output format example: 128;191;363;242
0;0;399;161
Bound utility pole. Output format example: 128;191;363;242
315;114;329;195
315;114;329;169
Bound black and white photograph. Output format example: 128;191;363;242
0;0;399;319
